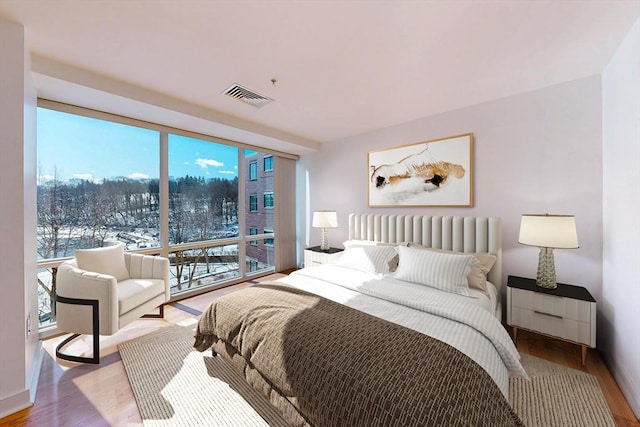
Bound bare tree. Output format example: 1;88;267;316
37;167;79;259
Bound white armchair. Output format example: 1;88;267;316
55;242;170;364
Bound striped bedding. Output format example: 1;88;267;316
277;264;527;397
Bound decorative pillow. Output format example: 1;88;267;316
393;245;477;296
407;243;496;293
342;240;400;272
336;245;398;275
387;253;400;273
75;242;129;282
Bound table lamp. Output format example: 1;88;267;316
518;214;579;289
312;210;338;251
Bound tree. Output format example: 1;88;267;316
37;167;76;259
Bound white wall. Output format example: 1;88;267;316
298;75;603;320
602;17;640;418
0;18;39;418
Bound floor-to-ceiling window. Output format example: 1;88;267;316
36;108;160;327
36;103;290;331
244;150;275;274
167;134;241;294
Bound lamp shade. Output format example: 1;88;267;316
518;214;579;249
312;211;338;228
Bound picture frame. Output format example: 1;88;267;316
368;133;473;207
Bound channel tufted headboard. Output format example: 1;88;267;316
348;213;503;292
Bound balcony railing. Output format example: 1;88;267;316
37;236;275;336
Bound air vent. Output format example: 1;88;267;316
222;83;274;108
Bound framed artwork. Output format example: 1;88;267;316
368;133;473;207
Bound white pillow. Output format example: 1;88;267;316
342;240;401;272
75;242;129;282
406;243;496;294
393;245;477;296
336;245;398;275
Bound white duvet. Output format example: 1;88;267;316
276;265;527;397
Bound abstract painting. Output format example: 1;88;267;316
368;133;473;207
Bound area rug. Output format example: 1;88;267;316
510;353;616;427
120;325;616;427
118;324;289;427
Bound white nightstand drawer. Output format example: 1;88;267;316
304;251;325;266
510;306;592;345
511;288;592;322
304;248;342;267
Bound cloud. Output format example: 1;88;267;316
196;158;224;169
219;170;236;175
38;174;55;182
129;172;150;180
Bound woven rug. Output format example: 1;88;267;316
510;353;616;426
118;324;289;426
120;325;616;427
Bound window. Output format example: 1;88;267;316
170;243;240;293
249;195;258;212
245;239;275;275
249;227;258;246
244;150;275;276
36;104;285;331
263;155;273;172
168;134;238;244
264;192;274;209
249;161;258;180
264;228;274;246
37;108;161;259
36;108;160;327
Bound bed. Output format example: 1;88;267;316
194;214;527;426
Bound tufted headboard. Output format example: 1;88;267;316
348;213;503;292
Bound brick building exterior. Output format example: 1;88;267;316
245;152;275;272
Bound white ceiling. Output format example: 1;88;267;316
1;0;639;155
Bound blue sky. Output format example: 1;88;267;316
37;108;239;183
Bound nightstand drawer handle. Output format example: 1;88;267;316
534;310;563;320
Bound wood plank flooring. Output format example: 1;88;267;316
2;272;638;426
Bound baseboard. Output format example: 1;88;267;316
0;341;43;419
0;389;31;419
605;352;640;419
28;340;44;404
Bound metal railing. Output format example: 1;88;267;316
37;235;276;338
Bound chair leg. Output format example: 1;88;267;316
55;295;100;364
142;304;164;319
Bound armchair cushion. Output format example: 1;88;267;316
56;262;120;335
117;278;167;314
75;242;130;282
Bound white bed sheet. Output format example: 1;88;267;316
276;265;526;397
465;281;498;314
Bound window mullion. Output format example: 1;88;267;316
159;131;169;258
238;148;246;278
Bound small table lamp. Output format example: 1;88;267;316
312;210;338;251
518;214;579;289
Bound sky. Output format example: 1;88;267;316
37;108;239;184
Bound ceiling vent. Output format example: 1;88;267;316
222;83;274;108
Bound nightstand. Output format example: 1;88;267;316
506;275;596;366
303;246;343;267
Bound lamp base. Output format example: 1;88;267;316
320;228;329;251
536;247;557;289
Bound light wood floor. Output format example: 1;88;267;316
2;272;639;426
